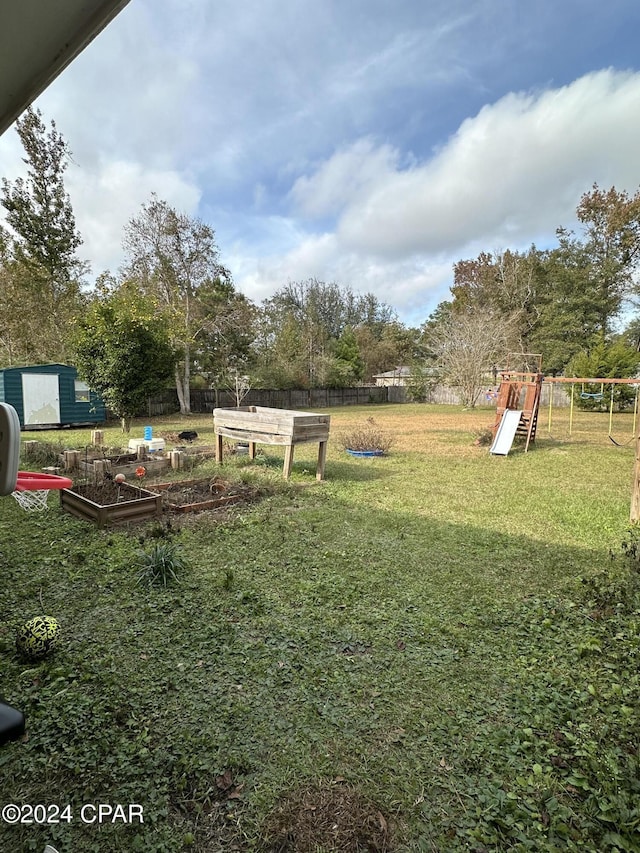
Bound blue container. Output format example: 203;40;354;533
144;426;153;441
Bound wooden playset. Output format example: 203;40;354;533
491;356;544;454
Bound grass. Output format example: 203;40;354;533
0;404;638;852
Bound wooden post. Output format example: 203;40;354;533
215;433;224;464
137;445;147;461
63;450;81;471
316;440;328;481
91;429;104;445
283;444;295;479
249;441;257;460
23;440;39;457
170;450;184;470
631;433;640;522
93;459;111;482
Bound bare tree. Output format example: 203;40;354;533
229;370;251;407
427;308;518;407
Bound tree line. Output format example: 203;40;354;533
2;108;640;426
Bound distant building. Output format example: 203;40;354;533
373;367;413;387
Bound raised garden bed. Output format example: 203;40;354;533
60;481;163;527
213;406;331;479
153;477;259;513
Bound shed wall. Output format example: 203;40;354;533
0;364;105;427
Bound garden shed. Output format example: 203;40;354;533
0;364;105;428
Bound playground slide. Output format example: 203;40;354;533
489;410;523;456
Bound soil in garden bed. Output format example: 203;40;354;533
156;477;260;509
68;477;261;512
68;481;155;504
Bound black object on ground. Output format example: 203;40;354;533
0;700;25;745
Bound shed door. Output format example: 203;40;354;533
22;373;61;426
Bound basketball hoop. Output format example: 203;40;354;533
12;471;73;512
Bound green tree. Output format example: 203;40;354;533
451;248;544;354
258;279;400;387
566;341;640;412
72;289;176;432
1;107;86;361
191;278;257;390
533;184;640;372
447;187;640;375
253;312;308;389
568;184;640;340
123;196;236;414
327;327;364;387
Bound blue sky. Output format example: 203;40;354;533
1;0;640;325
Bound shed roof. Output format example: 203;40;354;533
373;366;413;379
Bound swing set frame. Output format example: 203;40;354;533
545;376;640;444
493;364;640;521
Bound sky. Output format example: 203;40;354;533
1;0;640;326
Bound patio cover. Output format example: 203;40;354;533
0;0;131;136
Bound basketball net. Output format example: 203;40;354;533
11;489;51;512
11;472;73;512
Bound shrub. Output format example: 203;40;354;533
472;427;494;447
339;418;394;453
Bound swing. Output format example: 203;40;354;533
548;380;639;443
580;381;604;401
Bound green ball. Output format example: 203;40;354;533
16;616;60;660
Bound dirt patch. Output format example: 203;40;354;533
155;477;261;512
260;782;392;853
68;477;261;513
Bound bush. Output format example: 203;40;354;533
339;418;394;453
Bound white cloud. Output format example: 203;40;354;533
232;228;452;323
289;140;401;219
66;160;201;276
234;69;640;323
333;69;640;257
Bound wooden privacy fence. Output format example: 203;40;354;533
424;382;571;407
133;381;573;417
141;386;391;416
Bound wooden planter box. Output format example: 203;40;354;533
213;406;331;480
60;451;171;481
153;478;245;513
60;483;163;527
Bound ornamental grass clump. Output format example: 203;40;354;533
137;541;187;587
340;417;394;454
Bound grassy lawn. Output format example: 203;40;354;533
1;404;638;852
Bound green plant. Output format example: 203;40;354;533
339;417;394;453
137;540;187;587
20;439;66;468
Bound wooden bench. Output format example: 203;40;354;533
213;406;331;480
